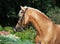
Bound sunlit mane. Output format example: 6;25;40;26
18;6;49;19
26;6;49;19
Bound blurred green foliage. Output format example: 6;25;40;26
47;7;60;24
0;26;35;44
0;34;34;44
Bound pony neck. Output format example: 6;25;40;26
29;9;52;36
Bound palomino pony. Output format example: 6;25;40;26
14;6;60;44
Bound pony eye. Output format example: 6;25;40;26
19;16;21;18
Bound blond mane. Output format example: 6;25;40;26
18;6;49;20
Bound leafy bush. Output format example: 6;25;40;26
0;26;36;44
0;34;21;44
47;7;60;24
0;34;34;44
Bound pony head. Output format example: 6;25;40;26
14;6;30;32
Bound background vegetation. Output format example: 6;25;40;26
0;0;60;44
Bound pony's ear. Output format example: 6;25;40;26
20;6;23;9
20;6;25;11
